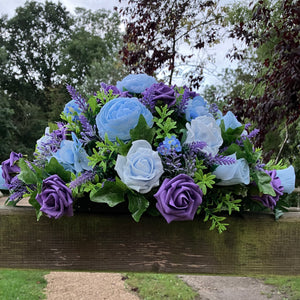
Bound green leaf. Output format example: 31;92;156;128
90;180;126;207
253;170;276;196
18;159;38;185
45;157;72;183
130;114;156;144
220;120;245;146
28;190;43;221
127;192;149;222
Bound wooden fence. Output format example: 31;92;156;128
0;201;299;275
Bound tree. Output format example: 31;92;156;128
227;0;300;150
117;0;223;88
0;1;126;159
60;7;127;92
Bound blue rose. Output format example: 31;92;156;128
116;74;157;94
276;166;296;194
63;100;81;121
212;153;250;185
185;96;211;121
115;140;164;193
96;97;153;142
216;111;242;130
0;166;8;190
52;133;92;174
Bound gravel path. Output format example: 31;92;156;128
44;272;284;300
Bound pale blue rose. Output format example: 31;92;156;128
216;111;242;130
212;153;250;186
36;127;51;151
116;74;157;94
52;132;92;174
185;116;223;156
63;100;81;121
0;165;8;190
185;96;211;121
96;97;153;142
115;140;164;193
276;166;296;194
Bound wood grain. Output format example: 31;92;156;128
0;205;299;275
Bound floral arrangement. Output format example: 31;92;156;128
0;74;296;232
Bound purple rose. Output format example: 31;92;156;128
252;170;284;209
154;174;203;223
142;82;176;109
36;175;73;219
1;152;23;186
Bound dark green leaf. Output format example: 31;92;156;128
18;159;38;185
90;180;125;207
130;114;155;144
45;157;72;183
127;192;149;222
253;170;276;196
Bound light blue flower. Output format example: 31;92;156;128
52;132;92;174
96;97;153;142
116;74;157;94
158;135;182;155
216;111;242;130
276;166;296;194
115;140;164;193
212;153;250;186
63;99;81;121
185;96;211;121
0;165;8;190
185;116;223;156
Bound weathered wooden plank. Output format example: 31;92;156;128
0;205;299;275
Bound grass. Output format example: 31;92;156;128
0;269;48;300
123;273;199;300
262;275;300;300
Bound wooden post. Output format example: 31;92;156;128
0;205;300;275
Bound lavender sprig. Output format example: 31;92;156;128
161;149;184;176
78;115;97;145
66;84;88;112
176;86;194;115
69;170;95;189
205;153;236;166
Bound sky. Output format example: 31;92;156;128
0;0;239;90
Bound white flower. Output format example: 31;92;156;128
115;140;164;193
276;166;296;194
36;127;51;150
185;116;223;156
212;153;250;186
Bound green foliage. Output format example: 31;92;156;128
127;192;149;222
193;159;215;195
153;105;177;145
88;135;118;172
200;190;242;233
219;120;245;147
90;179;126;207
130;115;156;144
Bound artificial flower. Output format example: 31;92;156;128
36;174;73;219
115;140;163;193
185;116;223;156
96;97;153;142
116;73;157;94
154;174;203;223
